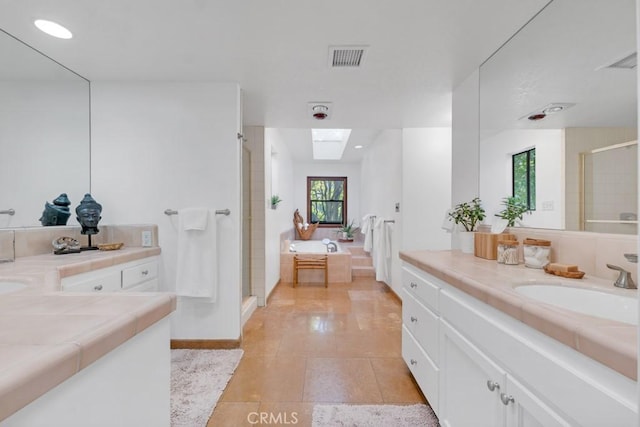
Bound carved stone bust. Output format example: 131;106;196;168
39;193;71;226
75;193;102;235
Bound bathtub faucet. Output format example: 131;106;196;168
326;242;338;253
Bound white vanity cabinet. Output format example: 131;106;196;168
401;265;442;412
401;262;637;427
61;257;159;292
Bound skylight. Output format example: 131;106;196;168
311;129;352;160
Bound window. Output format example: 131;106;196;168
512;148;536;210
307;177;347;225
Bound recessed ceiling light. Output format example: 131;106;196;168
354;145;363;149
34;19;73;39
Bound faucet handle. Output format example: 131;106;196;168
607;264;636;289
606;264;626;272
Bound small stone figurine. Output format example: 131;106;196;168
39;193;72;226
76;194;102;250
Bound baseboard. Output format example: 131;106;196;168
170;339;241;349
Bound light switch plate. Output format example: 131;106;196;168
141;230;152;247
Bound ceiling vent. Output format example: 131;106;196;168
329;45;368;68
599;52;637;70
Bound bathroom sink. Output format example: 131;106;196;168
514;284;637;325
0;281;26;295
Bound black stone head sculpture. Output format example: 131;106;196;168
75;193;102;235
39;193;72;226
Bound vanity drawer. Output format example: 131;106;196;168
402;289;439;364
403;266;439;312
62;271;121;292
122;260;158;290
402;325;439;413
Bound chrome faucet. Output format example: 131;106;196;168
326;242;338;253
606;264;636;289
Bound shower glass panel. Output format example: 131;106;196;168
581;141;637;234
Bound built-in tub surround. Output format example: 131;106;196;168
399;250;637;380
0;236;172;422
280;240;352;283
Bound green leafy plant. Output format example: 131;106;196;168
448;197;486;232
495;196;530;227
270;195;282;208
338;219;358;239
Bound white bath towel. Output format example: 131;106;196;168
175;208;218;301
374;218;393;283
361;214;374;253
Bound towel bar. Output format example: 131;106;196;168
0;209;14;216
384;220;395;223
164;208;230;216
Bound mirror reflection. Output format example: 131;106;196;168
479;0;637;234
0;29;90;228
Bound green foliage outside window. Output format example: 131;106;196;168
308;177;346;224
513;149;536;210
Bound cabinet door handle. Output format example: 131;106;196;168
141;270;149;275
410;359;418;366
94;285;103;291
410;282;417;289
410;316;418;323
486;380;500;392
500;393;514;406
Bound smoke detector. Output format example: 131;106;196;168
308;102;332;120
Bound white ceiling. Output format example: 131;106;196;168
0;0;550;160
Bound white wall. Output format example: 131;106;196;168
0;81;90;228
360;129;403;293
264;128;295;299
451;70;480;249
293;162;362;228
91;82;242;340
402;128;452;254
479;129;564;229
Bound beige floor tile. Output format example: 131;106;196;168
208;402;260;427
303;358;384;403
370;357;427;403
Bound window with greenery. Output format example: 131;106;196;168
307;177;347;226
512;148;536;210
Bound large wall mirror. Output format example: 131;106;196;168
0;29;90;228
479;0;637;234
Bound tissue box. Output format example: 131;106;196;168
474;232;515;260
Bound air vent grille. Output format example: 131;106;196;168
329;46;368;68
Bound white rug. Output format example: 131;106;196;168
312;404;440;427
171;349;243;427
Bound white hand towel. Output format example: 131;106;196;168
374;218;391;283
175;208;218;301
180;207;209;230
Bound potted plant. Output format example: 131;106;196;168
495;196;529;227
270;195;282;209
448;197;486;253
337;219;358;241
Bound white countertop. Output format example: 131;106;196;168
0;247;176;421
399;249;637;380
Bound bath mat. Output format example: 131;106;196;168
171;349;243;427
312;403;439;427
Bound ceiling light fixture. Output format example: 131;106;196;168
354;145;363;149
34;19;73;39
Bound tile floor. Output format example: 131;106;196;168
208;277;428;426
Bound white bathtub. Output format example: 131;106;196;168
290;240;344;253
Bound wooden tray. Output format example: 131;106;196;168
543;265;585;279
98;242;124;251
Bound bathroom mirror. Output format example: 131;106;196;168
0;29;90;228
479;0;637;234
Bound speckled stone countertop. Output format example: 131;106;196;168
399;250;637;380
0;247;176;421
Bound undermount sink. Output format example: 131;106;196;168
0;281;26;295
514;284;637;325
